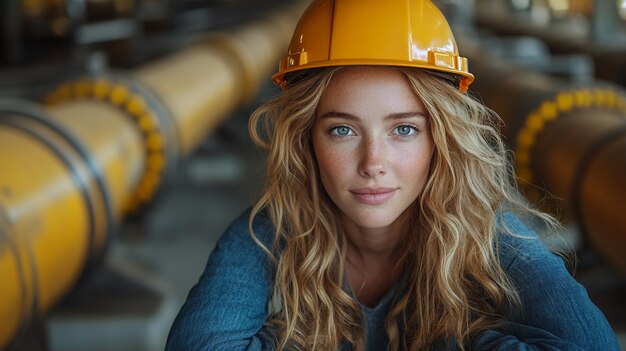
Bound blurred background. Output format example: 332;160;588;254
0;0;625;350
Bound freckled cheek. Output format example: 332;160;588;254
394;147;434;179
314;143;355;185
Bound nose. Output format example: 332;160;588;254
358;138;387;178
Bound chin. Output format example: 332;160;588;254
343;207;403;230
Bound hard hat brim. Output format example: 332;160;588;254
272;59;475;92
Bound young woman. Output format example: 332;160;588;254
166;0;619;350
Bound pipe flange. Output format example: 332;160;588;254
44;75;178;214
514;87;626;201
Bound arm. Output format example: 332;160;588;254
472;213;620;351
165;209;277;351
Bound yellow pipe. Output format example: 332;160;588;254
0;2;307;348
44;80;165;212
46;100;145;218
133;45;241;158
0;114;92;347
456;36;626;274
133;9;296;157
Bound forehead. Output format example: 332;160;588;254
318;66;426;115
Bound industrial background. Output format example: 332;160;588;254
0;0;625;350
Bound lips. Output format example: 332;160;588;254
349;187;397;205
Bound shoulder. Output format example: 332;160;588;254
494;212;577;304
200;207;278;282
216;207;276;253
490;213;620;350
165;207;278;350
495;211;561;272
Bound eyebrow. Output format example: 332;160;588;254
319;111;427;120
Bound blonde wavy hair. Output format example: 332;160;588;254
248;66;556;350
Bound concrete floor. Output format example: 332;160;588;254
36;82;626;350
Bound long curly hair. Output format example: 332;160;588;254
248;66;556;350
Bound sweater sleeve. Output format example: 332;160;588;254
165;208;277;351
472;212;620;351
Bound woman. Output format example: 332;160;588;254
166;0;619;350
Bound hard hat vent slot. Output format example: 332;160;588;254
428;51;457;69
284;51;308;69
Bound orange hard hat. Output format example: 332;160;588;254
273;0;474;92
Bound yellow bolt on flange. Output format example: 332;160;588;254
45;78;168;213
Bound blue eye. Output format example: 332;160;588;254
330;126;354;136
395;125;416;136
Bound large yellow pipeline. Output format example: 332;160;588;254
456;37;626;275
0;3;304;349
0;102;127;347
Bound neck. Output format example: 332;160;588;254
341;211;409;266
340;210;413;306
342;214;409;307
